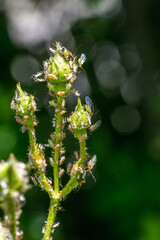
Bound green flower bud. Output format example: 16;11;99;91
41;42;78;96
11;82;37;117
68;98;91;140
11;83;37;128
0;154;29;196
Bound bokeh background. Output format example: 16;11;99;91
1;0;160;239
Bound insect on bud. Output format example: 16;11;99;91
68;98;91;140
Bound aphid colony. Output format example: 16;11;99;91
34;42;86;97
11;42;101;239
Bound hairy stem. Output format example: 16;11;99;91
7;197;17;240
53;98;63;194
42;198;59;240
28;128;54;197
60;139;86;199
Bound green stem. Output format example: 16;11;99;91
42;198;59;240
53;99;63;194
6;196;17;240
60;139;86;199
27;128;54;197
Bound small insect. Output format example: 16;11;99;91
67;162;73;174
74;151;79;160
62;99;66;108
89;120;101;132
59;156;65;165
55;108;60;113
59;169;65;178
48;74;57;80
43;61;49;70
30;176;38;185
88;155;96;171
57;91;65;96
34;72;43;78
85;96;92;110
15;116;24;125
52;222;60;234
74;90;80;96
62;132;66;139
56;144;60;150
85;96;93;116
69;75;76;84
49;47;56;55
87;155;97;182
78;53;86;67
80;134;87;142
60;110;66;115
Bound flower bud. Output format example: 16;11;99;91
68;98;91;140
0;154;29;196
11;83;37;128
42;42;79;96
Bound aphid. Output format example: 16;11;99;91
49;158;54;167
80;134;87;142
31;176;38;185
48;74;57;80
15;116;24;125
43;61;49;70
59;169;65;178
75;90;80;96
49;47;56;55
34;72;43;78
88;155;97;171
74;151;79;160
60;110;66;115
85;96;92;111
52;118;56;127
69;75;76;84
66;73;73;80
55;108;60;113
67;162;73;174
57;91;65;96
89;120;101;132
36;78;45;82
87;155;97;182
78;53;86;67
17;230;23;240
50;133;55;142
30;101;37;110
52;222;60;234
59;156;65;165
23;115;30;120
62;99;65;108
56;144;60;150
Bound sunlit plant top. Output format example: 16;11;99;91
0;42;101;240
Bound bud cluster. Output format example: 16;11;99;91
11;42;101;240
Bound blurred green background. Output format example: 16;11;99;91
1;0;160;239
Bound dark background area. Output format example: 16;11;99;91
1;0;160;239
